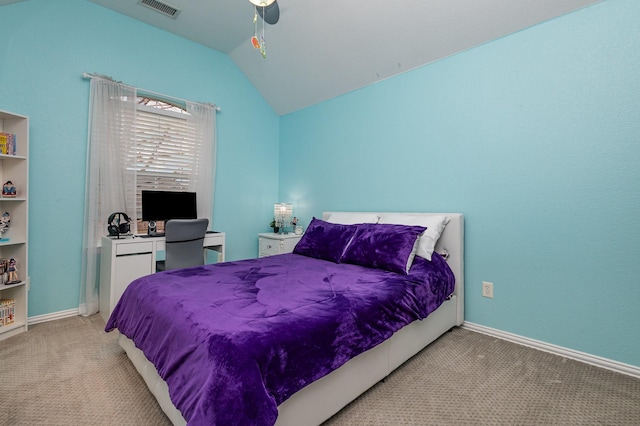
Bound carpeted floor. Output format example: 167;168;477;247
0;314;638;425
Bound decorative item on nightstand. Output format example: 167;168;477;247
291;217;303;235
269;218;279;234
274;202;293;234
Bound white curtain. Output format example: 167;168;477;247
80;77;218;316
79;78;136;316
186;101;217;222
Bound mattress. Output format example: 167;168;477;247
105;252;454;425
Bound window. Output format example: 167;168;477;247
131;96;198;234
82;75;216;316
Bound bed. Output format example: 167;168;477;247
105;212;464;425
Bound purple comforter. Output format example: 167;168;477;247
105;252;454;425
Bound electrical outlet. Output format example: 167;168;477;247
482;281;494;298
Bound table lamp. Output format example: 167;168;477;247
274;203;293;233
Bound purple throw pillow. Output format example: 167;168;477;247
340;223;427;274
293;217;357;263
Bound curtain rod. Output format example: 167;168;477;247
82;72;221;112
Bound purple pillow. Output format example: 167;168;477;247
340;223;427;274
293;217;357;263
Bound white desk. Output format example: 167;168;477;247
99;232;225;322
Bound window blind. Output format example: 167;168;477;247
131;105;198;232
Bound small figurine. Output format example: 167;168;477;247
7;258;19;284
0;211;10;233
2;181;16;198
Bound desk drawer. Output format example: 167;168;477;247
205;233;224;245
116;241;153;256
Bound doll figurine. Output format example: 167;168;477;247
8;258;19;284
2;181;16;197
0;211;10;233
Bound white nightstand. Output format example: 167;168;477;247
258;233;303;257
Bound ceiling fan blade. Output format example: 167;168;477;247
257;0;279;25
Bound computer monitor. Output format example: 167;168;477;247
141;190;197;235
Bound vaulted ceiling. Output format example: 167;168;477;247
86;0;601;115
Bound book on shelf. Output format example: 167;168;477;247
0;132;16;155
0;298;15;326
0;259;7;284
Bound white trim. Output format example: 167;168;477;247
28;308;79;325
462;322;640;380
137;103;189;120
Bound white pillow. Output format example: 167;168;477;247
324;212;379;225
378;214;450;261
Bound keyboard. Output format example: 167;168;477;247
137;231;218;238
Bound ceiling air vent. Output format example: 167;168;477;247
138;0;181;19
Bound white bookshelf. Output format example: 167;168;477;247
0;110;29;341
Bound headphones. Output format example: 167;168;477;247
107;212;131;237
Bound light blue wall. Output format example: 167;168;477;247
0;0;279;317
1;0;638;370
280;0;640;367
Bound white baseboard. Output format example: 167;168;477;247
28;308;79;325
462;322;640;380
23;313;640;379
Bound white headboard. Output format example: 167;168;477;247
321;212;464;325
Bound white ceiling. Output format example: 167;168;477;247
86;0;601;115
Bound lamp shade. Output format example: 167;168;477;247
274;203;293;226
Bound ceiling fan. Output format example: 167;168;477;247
250;0;279;25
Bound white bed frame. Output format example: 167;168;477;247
118;212;464;426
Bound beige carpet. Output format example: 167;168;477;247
0;314;638;425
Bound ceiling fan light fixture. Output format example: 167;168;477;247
249;0;279;57
249;0;275;6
